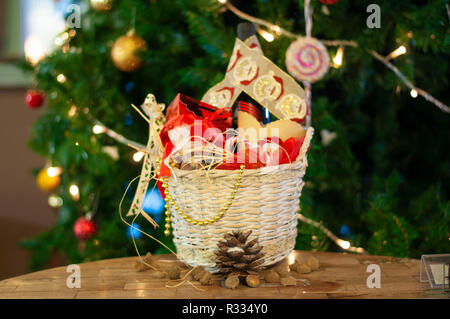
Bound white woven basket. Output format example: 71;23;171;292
167;127;314;271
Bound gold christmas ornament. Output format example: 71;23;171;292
111;29;147;72
90;0;113;11
36;168;61;192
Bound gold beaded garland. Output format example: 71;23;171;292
159;160;245;236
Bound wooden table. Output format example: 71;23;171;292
0;250;447;299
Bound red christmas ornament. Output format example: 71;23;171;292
319;0;339;4
25;90;45;108
73;217;97;240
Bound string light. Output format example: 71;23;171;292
61;32;69;41
337;239;351;250
272;25;281;35
332;46;344;68
298;213;367;254
48;195;63;208
54;37;63;46
68;105;77;117
386;45;407;60
69;184;80;200
218;0;227;3
257;28;274;42
57;74;67;83
410;89;418;98
24;36;46;66
132;151;145;162
46;166;62;178
92;124;105;134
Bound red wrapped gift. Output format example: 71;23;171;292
160;94;232;146
158;94;232;176
157;94;309;181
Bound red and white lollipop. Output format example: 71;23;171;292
285;37;330;83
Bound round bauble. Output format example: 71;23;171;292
111;30;147;72
319;0;339;4
90;0;113;11
25;90;45;109
73;217;97;241
285;37;330;83
36;168;60;192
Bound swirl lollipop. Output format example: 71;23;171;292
285;37;330;83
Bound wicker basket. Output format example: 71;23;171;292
167;127;314;271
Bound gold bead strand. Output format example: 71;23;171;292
155;158;171;236
161;164;245;228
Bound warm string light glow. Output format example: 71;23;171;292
257;27;274;42
68;106;77;117
92;124;105;134
387;45;407;60
57;74;67;83
46;166;62;178
69;184;80;200
272;25;281;35
332;46;344;68
24;36;46;66
337;239;351;250
48;195;63;208
217;0;227;3
298;213;367;254
410;89;418;98
132;151;145;162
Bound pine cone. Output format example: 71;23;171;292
215;230;265;275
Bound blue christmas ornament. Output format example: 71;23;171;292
127;223;142;239
141;188;165;223
124;114;133;126
339;225;351;237
124;81;135;92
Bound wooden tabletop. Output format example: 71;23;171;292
0;250;447;299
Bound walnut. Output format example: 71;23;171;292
135;252;154;272
306;256;320;271
245;275;260;288
274;264;290;277
191;266;206;280
263;270;280;283
225;275;240;289
165;265;181;280
199;271;213;285
295;263;312;274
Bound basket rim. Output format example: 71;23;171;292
170;156;307;179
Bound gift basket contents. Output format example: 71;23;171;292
124;23;314;288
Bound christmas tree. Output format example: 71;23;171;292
21;0;449;271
